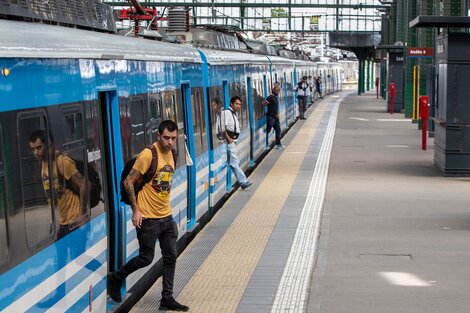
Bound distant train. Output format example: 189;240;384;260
0;18;343;312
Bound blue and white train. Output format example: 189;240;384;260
0;18;343;312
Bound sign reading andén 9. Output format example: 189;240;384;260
407;47;433;58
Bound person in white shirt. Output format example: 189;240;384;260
294;76;311;119
221;96;252;190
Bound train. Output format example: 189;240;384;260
0;18;343;312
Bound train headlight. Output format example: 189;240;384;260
1;68;9;77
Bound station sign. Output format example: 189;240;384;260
407;47;433;58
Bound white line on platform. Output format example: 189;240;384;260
379;272;431;287
376;119;411;122
385;145;409;148
349;117;369;121
271;96;343;313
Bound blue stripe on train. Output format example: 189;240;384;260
0;215;107;311
65;278;106;313
25;250;106;312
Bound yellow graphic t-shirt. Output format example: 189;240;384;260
133;143;174;218
41;154;81;225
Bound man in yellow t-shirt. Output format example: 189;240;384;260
29;130;87;239
108;120;189;312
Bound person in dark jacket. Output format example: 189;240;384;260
263;84;285;149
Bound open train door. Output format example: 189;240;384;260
96;90;124;312
180;82;197;231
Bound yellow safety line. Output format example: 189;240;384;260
172;102;330;313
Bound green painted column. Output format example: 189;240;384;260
404;0;417;118
389;4;397;44
366;59;370;91
358;59;364;95
380;60;387;99
395;1;404;44
417;0;435;99
442;0;466;31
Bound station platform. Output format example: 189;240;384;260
130;89;470;313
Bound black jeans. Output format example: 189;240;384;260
298;96;307;118
116;216;178;299
267;115;281;146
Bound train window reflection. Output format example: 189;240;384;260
163;90;176;121
174;90;185;167
18;112;54;250
130;97;146;156
191;89;205;156
148;93;163;143
59;106;89;225
64;112;83;141
208;86;224;148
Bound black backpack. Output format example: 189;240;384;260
60;156;102;209
120;145;178;205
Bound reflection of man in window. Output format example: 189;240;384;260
29;130;87;239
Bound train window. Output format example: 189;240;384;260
119;101;132;162
252;78;264;121
85;99;105;216
130;96;146;155
208;86;224;148
163;90;176;121
196;88;207;152
229;82;248;129
191;91;201;156
149;93;163;121
162;89;182;165
58;105;90;224
174;90;185;167
64;111;83;142
18;111;54;251
172;92;179;122
191;88;206;156
0;124;10;265
148;93;163;142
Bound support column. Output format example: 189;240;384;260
417;0;435;114
358;59;363;95
405;0;418;119
366;59;370;91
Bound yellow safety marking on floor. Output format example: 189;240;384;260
165;102;328;313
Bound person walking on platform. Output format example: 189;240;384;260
222;96;252;190
295;76;310;120
307;75;315;106
107;120;189;312
263;84;285;149
315;75;323;100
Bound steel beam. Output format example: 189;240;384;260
104;2;388;9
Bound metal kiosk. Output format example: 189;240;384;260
410;16;470;175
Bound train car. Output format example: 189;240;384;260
0;17;343;312
0;18;204;312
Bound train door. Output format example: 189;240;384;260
181;83;196;230
222;80;233;190
96;91;122;303
246;77;255;166
284;72;289;127
291;71;296;120
263;74;269;148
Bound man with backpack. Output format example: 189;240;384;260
29;130;88;239
108;120;189;312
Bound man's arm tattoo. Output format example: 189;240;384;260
128;169;137;178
